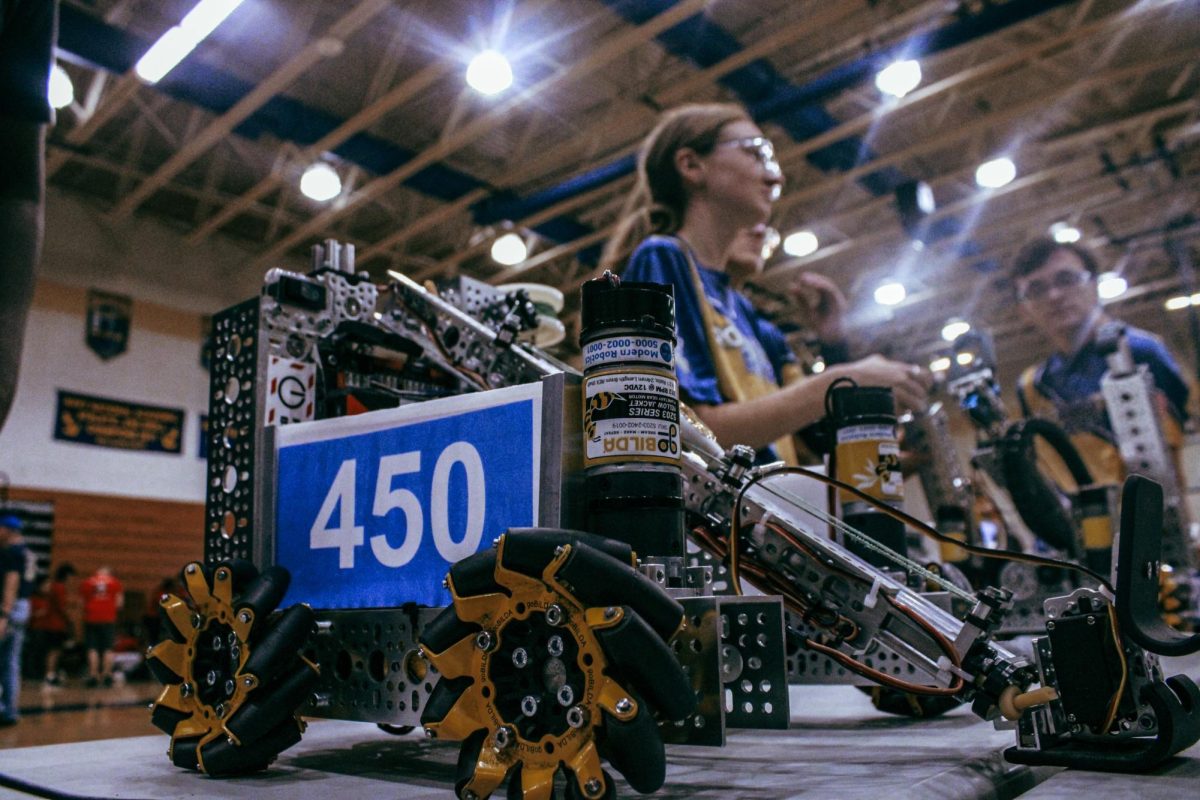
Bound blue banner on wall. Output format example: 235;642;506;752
274;384;543;609
54;390;184;453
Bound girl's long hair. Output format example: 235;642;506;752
600;103;749;272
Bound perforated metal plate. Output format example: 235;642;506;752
302;607;441;726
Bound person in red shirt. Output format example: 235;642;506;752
30;563;75;685
79;566;123;687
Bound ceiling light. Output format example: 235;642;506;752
1165;295;1194;310
300;163;342;202
491;232;527;266
466;50;513;96
136;0;246;84
873;281;907;306
48;63;74;109
875;59;922;98
782;230;819;258
956;352;975;366
929;356;951;373
1097;272;1127;300
975;157;1016;189
941;319;971;342
1049;222;1081;243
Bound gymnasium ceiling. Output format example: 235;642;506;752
51;0;1200;380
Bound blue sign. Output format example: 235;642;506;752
275;385;542;609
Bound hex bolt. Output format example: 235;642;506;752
206;670;218;686
215;703;226;719
545;604;565;627
584;778;603;798
511;648;529;669
225;679;236;697
212;634;223;651
547;635;564;658
520;695;539;717
238;611;252;624
191;614;204;630
228;632;239;647
242;676;255;687
615;697;633;716
604;606;619;620
557;685;575;707
216;569;228;582
180;682;193;698
230;644;241;662
475;631;495;652
566;706;587;729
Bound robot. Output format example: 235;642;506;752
147;241;1200;798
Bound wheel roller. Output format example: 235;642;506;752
147;560;319;776
418;529;696;800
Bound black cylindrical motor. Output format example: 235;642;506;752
830;385;906;568
579;272;683;559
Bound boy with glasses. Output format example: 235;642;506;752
1012;237;1189;486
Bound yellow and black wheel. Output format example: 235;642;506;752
861;685;962;718
419;529;696;800
147;560;319;776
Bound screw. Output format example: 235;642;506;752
547;635;564;657
180;683;193;698
228;632;239;647
554;545;566;558
442;577;450;589
186;564;198;575
216;569;228;581
615;697;633;716
424;727;437;739
206;670;218;686
557;685;575;706
475;631;494;652
1086;616;1096;626
230;644;241;661
545;604;565;627
584;778;603;798
239;611;252;624
243;676;255;687
567;706;587;729
191;614;204;629
225;679;236;697
1046;621;1056;630
604;606;619;620
511;648;529;669
492;537;503;548
521;695;539;717
212;634;223;651
492;726;514;752
215;703;226;719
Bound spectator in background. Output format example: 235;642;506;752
30;562;75;686
80;565;123;688
1;514;37;725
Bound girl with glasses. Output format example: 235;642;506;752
601;103;930;464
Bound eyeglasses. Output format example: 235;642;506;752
1016;269;1091;302
717;136;783;185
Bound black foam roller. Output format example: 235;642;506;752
601;695;665;794
595;609;695;721
501;528;634;575
171;736;201;771
420;675;472;726
448;549;504;598
151;704;190;736
454;729;488;799
421;605;480;655
241;604;315;683
225;660;319;744
201;717;302;776
147;654;183;685
555;542;684;640
236;565;291;620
